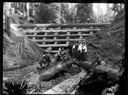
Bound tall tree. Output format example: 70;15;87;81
59;3;77;23
34;3;58;23
75;3;95;23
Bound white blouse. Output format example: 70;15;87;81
78;44;87;52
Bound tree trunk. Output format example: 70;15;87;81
39;59;74;81
39;59;121;81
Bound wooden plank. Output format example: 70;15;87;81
27;34;92;37
32;33;37;40
32;38;88;42
48;51;58;53
23;29;101;33
39;44;68;47
15;23;110;28
47;49;96;54
54;32;58;45
43;32;47;45
66;32;70;39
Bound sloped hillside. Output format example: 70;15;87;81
88;9;125;68
3;25;45;71
75;9;125;95
99;9;125;66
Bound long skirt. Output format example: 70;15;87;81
69;47;72;57
81;51;87;61
77;50;81;60
72;48;76;58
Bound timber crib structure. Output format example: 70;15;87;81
11;23;110;54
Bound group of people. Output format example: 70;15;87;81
55;47;69;62
38;40;88;68
55;40;88;62
67;40;88;61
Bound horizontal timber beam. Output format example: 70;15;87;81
45;49;95;54
23;29;101;33
12;23;110;28
39;44;68;47
32;39;88;42
27;34;93;37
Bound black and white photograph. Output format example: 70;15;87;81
3;2;125;95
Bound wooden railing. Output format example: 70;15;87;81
11;23;110;54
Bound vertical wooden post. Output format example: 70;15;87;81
26;3;30;22
54;32;58;45
90;31;93;35
66;31;70;43
32;33;37;40
78;32;82;40
43;32;47;45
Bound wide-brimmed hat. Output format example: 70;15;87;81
82;41;87;45
80;40;84;43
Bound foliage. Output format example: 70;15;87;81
93;3;124;23
59;3;77;23
3;80;27;94
98;8;125;65
75;3;95;23
4;3;96;24
34;3;58;23
111;3;124;15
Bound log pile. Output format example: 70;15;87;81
38;58;122;82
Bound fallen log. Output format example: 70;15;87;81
39;59;74;81
72;61;122;81
38;58;121;81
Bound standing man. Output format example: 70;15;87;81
72;42;76;58
72;41;79;59
75;41;79;59
78;41;82;60
81;41;88;61
67;40;73;57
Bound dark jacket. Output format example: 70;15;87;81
44;55;51;63
75;44;79;59
68;42;73;56
72;44;76;58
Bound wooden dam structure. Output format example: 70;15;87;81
11;23;110;54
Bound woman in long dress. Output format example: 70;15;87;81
78;41;82;60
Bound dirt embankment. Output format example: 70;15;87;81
3;25;45;71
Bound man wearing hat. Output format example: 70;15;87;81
75;41;79;59
78;41;83;60
72;41;77;59
67;40;73;57
81;41;88;61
